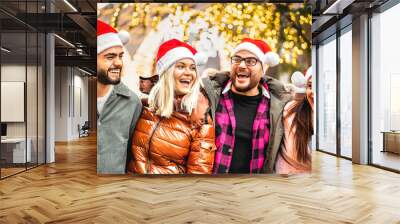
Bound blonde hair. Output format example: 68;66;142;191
148;63;201;118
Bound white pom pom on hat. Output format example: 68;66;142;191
194;51;208;66
265;51;280;67
291;71;307;93
291;67;312;93
118;30;130;45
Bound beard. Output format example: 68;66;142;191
231;70;260;93
97;67;121;85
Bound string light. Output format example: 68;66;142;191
99;3;311;69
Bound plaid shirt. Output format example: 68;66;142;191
213;80;271;174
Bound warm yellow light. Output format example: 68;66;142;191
101;3;310;68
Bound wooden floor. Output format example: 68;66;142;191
1;135;400;223
1;163;46;178
0;167;26;178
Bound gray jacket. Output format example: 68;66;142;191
97;82;142;174
202;73;291;173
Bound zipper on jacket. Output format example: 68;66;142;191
145;118;162;173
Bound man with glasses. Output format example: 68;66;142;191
203;38;290;174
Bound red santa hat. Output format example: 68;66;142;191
155;39;206;76
97;20;126;54
233;38;280;72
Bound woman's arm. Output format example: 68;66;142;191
128;108;152;174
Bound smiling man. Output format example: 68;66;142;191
203;38;291;174
97;20;142;174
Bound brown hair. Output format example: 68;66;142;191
286;96;313;163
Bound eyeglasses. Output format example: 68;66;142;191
231;56;259;66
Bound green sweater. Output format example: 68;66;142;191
97;83;142;174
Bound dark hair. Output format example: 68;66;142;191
286;96;313;163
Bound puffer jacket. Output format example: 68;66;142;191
128;90;216;174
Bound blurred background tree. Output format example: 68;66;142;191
98;3;311;82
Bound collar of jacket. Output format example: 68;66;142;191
221;79;270;99
113;82;132;98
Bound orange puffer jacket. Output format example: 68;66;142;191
128;91;216;174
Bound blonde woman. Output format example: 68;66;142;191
128;39;216;174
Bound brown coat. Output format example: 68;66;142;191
128;91;216;174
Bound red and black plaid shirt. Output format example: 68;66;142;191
213;80;271;174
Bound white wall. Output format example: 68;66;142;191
1;65;30;138
55;66;68;141
72;72;89;138
1;64;46;164
54;67;89;141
